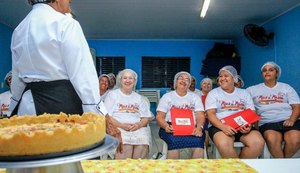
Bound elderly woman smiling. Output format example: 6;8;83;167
104;69;153;159
156;71;206;159
98;74;110;101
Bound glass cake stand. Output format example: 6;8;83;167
0;135;118;173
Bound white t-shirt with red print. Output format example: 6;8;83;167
247;82;300;126
104;89;152;124
205;87;255;124
156;90;204;123
0;91;11;117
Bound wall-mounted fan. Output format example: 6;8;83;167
244;24;274;46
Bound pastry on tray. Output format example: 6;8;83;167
0;112;106;156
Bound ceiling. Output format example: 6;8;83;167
1;0;300;40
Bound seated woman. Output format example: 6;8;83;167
235;75;244;88
104;69;153;159
107;73;117;90
0;71;12;118
189;76;201;95
247;61;300;158
206;65;264;158
199;77;213;152
98;74;110;101
156;71;206;159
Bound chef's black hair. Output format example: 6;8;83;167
28;0;56;5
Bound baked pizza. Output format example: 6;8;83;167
0;112;105;156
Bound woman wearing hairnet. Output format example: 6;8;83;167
156;71;206;159
199;77;213;154
206;65;264;158
235;75;244;88
0;71;12;118
98;74;110;102
247;61;300;158
104;69;153;159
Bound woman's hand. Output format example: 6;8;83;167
192;127;203;137
220;124;237;136
121;123;134;131
283;119;295;127
128;123;141;131
105;115;123;153
164;124;174;133
239;124;251;134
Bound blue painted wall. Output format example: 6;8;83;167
0;23;13;93
88;39;231;95
1;6;300;96
236;6;300;94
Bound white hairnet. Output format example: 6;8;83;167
4;71;12;81
173;71;191;89
116;69;138;90
107;73;116;79
4;71;12;87
219;65;238;83
98;74;110;86
200;77;212;86
261;61;281;80
236;75;244;87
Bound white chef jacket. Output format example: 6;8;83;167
10;4;106;115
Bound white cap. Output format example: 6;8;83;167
236;75;244;87
98;74;110;85
107;73;116;79
116;69;138;90
261;61;281;80
200;77;212;86
219;65;238;83
173;71;191;89
4;71;12;81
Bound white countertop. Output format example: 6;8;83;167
242;159;300;173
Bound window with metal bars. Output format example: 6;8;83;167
142;56;190;88
96;56;125;76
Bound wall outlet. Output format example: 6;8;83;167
1;82;4;88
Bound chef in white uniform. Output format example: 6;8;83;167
10;0;107;116
0;71;12;118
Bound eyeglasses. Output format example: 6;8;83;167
177;76;190;81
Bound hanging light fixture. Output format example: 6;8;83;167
200;0;211;18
